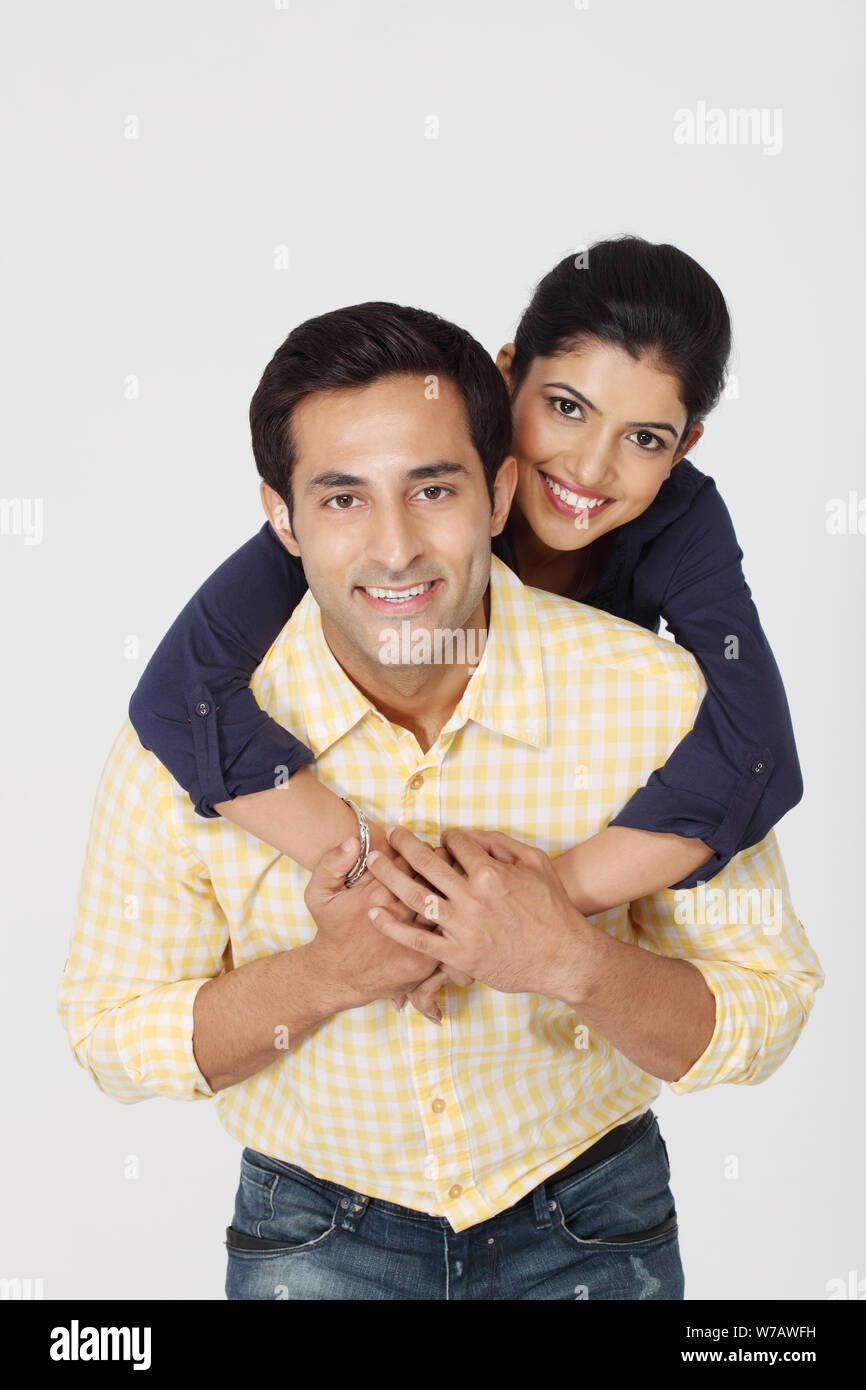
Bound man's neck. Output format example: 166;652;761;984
321;589;490;753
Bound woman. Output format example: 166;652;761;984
129;235;802;1020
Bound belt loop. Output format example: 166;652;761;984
532;1179;554;1230
338;1190;371;1233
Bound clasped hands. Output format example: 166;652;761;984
364;824;586;1020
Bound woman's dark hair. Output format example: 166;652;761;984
509;236;732;440
250;301;512;522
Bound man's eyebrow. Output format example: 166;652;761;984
544;382;679;439
305;461;471;493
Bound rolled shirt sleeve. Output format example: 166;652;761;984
57;722;230;1103
608;476;804;889
128;522;314;817
627;827;824;1093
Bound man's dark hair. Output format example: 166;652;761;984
250;301;513;523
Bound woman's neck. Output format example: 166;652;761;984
508;504;614;599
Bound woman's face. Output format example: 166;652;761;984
498;337;704;553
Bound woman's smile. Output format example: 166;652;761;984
538;467;618;522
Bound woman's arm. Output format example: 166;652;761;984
552;476;803;914
129;522;388;868
552;827;714;917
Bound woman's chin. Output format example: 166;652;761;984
525;505;608;553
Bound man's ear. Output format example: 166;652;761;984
490;455;517;538
495;343;516;395
261;480;301;557
671;421;704;468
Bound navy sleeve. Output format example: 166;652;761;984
608;478;803;889
128;522;314;817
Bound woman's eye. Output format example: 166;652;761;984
325;493;361;509
628;430;664;451
550;397;582;418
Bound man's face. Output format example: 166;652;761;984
264;374;514;678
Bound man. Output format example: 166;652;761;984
58;302;823;1300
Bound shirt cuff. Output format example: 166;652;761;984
187;683;316;818
608;751;775;888
665;958;767;1094
110;979;215;1101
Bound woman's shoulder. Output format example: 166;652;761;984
635;459;719;534
626;459;739;562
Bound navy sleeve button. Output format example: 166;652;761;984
196;701;210;717
751;760;765;774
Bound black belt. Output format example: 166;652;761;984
540;1110;649;1190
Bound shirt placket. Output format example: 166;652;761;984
389;727;484;1228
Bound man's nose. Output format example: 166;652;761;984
365;501;424;574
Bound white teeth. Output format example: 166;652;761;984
363;582;433;601
543;474;610;510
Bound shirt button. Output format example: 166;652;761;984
196;701;210;717
448;1184;462;1199
431;1097;446;1113
409;774;424;791
751;760;765;774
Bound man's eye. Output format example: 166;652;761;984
628;431;664;452
417;486;451;500
325;493;361;509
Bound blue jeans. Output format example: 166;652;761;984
224;1107;683;1300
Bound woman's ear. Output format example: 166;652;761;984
672;421;704;467
260;480;301;556
495;343;516;393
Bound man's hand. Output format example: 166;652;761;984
365;825;590;999
398;843;475;1023
303;836;442;1010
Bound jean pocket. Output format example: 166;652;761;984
550;1118;679;1250
226;1151;342;1257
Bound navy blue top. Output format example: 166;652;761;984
128;460;803;891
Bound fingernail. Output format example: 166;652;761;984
367;850;380;865
340;837;355;852
386;825;397;842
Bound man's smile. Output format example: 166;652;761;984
356;578;444;613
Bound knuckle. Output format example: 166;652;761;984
475;864;500;894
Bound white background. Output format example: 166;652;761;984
2;0;863;1300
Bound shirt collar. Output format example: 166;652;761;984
282;555;548;757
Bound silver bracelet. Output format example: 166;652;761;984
341;798;370;888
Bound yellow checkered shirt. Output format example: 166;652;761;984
58;555;824;1231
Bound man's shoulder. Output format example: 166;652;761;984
524;579;704;693
91;719;202;854
253;588;319;687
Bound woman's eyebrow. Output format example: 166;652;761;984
543;381;679;438
543;381;599;413
625;419;679;438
